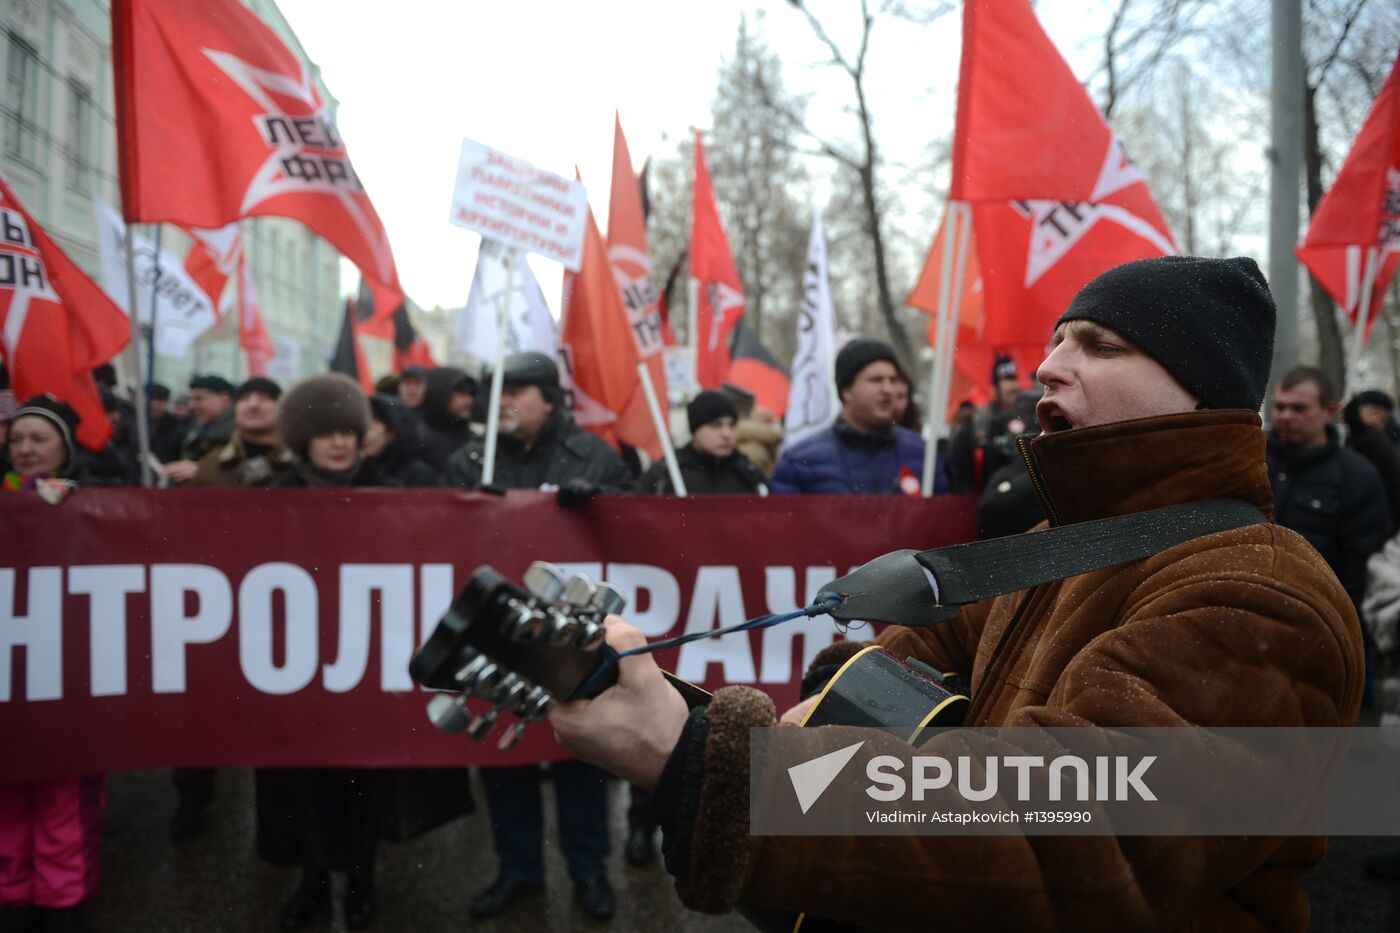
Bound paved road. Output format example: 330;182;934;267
84;768;1400;931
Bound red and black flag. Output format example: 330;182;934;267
725;316;790;419
330;298;372;393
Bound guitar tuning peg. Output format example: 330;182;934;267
562;573;597;607
505;603;541;642
498;677;529;711
497;718;530;751
468;662;501;696
523;562;567;602
426;693;471;734
521;686;551;719
547;617;581;646
588;583;627;618
453;653;488;686
467;707;500;741
573;621;606;651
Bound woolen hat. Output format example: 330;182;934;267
189;374;235;394
992;354;1017;384
688;390;739;433
236;376;282;401
1055;255;1276;412
277;374;369;458
835;338;898;393
11;394;80;458
147;382;171;401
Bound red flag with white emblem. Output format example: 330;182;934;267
112;0;405;314
183;223;242;318
560;200;642;450
1296;49;1400;339
690;133;746;389
238;255;274;376
607;115;668;458
0;173;129;449
948;0;1176;346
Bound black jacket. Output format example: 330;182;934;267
638;444;768;495
369;394;440;486
1266;430;1393;608
444;409;631;491
415;368;475;471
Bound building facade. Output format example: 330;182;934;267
1;0;349;394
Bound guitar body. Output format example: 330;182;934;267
409;565;968;933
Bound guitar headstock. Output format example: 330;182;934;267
408;562;626;750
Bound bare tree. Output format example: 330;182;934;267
753;0;955;373
1095;0;1208;120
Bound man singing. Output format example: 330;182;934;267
550;256;1363;931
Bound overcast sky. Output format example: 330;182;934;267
275;0;1114;313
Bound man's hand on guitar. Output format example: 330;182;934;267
549;616;689;791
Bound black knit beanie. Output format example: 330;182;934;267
1055;255;1276;412
10;394;80;461
278;374;369;459
835;338;898;393
236;376;282;401
688;390;739;433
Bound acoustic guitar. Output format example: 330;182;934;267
409;562;968;932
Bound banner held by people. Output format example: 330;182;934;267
0;490;977;781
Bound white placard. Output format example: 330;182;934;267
663;346;694;407
266;336;302;383
94;199;219;358
448;138;589;272
785;208;839;447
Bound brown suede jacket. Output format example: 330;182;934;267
660;410;1364;932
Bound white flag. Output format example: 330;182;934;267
456;240;557;364
784;208;839;446
93;199;219;359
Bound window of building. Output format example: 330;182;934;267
4;33;41;163
65;80;94;192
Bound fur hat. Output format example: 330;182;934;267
1056;256;1276;412
277;374;369;458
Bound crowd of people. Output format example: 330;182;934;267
5;305;1400;930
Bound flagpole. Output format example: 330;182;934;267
123;222;154;488
481;243;515;486
931;204;972;466
145;224;161;404
1347;246;1380;399
638;362;687;496
922;203;969;496
687;277;700;399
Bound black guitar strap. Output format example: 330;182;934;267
819;498;1267;628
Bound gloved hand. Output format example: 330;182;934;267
557;477;600;509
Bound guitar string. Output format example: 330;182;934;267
567;593;847;700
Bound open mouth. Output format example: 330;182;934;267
1037;400;1074;433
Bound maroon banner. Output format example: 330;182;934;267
1;490;976;780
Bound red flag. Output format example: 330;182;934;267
237;256;273;376
560;201;642;449
690;133;746;388
183;224;241;319
608;115;669;458
1297;49;1400;338
909;210;1044;418
947;0;1176;347
0;173;128;449
112;0;405;309
391;305;437;372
